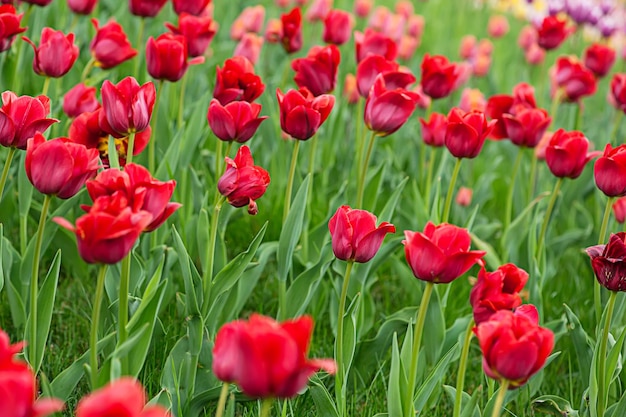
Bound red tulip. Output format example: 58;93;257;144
610;73;626;113
265;18;282;43
583;43;616;78
545;129;598;179
0;92;57;149
613;197;626;224
280;7;302;54
323;9;353;45
456;186;473;207
420;112;447;147
21;0;53;6
129;0;168;17
364;74;420;136
90;19;137;69
475;305;554;388
587;233;626;292
356;54;415;98
230;5;265;40
536;15;572;50
354;0;372;17
25;133;100;199
502;108;551;148
292;44;340;96
217;145;270;215
420;54;461;99
68;0;97;14
63;83;100;118
172;0;210;16
355;28;397;63
207;99;267;143
23;28;79;78
594;144;626;197
212;314;335;398
76;377;170;417
550;56;597;103
146;33;203;82
276;88;334;140
485;82;537;139
0;5;25;53
213;56;265;105
166;13;217;58
403;221;486;284
101;76;156;135
234;33;264;65
444;108;495;159
470;264;529;325
459;88;486;113
328;205;396;263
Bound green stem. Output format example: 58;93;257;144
356;131;376;208
354;98;364;177
335;261;354;417
41;77;51;97
118;253;131;374
424;146;436;214
535;177;563;261
0;147;16;202
90;264;108;389
453;319;475;417
283;140;301;223
527;150;538;204
442;158;463;223
126;132;136;165
503;150;523;234
215;382;229;417
596;197;615;324
202;197;224;318
11;5;32;94
27;194;52;373
224;142;233;161
178;74;188;127
214;138;224;188
610;110;623;146
134;18;146;79
149;80;164;173
80;57;96;84
597;291;618;417
490;380;510;417
260;398;274;417
549;90;562;130
405;282;434;417
278;280;287;321
573;102;583;131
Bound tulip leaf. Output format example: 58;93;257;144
469;232;502;270
286;243;334;318
388;333;407;417
309;375;340;417
423;286;445;366
0;224;4;294
341;292;361;385
18;153;33;234
532;395;580;416
277;174;310;283
605;327;626;394
413;342;460;413
172;225;202;316
500;191;548;257
442;385;481;417
197;208;209;275
378;176;408;224
607;389;626;417
363;162;386;212
563;304;594;386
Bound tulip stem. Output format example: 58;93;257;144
453;318;475;417
11;5;31;94
260;398;274;417
490;380;510;417
215;382;229;417
405;282;434;417
41;77;51;97
354;99;364;181
442;158;463;223
149;80;164;173
302;134;319;261
424;146;436;214
535;177;563;263
90;263;108;389
595;197;615;325
134;18;146;79
81;58;96;84
356;131;376;209
27;194;52;374
549;90;562;131
527;150;538;204
597;290;617;417
573;102;583;131
127;132;136;165
610;110;623;146
283;139;301;223
335;260;354;417
0;147;16;203
502;150;524;244
202;197;224;318
118;253;131;374
178;74;188;127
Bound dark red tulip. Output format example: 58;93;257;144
420;112;448;147
165;13;218;58
323;9;353;45
355;28;397;63
172;0;210;16
217;145;270;215
90;19;137;69
146;33;203;82
420;54;461;100
403;221;486;284
611;73;626;113
594;144;626;197
328;205;396;263
551;56;597;102
101;76;156;136
68;0;97;14
444;108;495;159
23;28;79;78
356;54;415;98
502;108;551;148
0;92;57;149
129;0;168;17
364;74;421;137
545;129;598;179
587;233;626;292
583;43;616;78
292;44;340;96
0;5;25;53
280;7;302;54
21;0;53;6
470;264;529;325
63;83;100;118
207;98;267;143
213;56;265;105
276;88;334;140
536;15;572;50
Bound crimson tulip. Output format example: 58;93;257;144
403;221;486;284
583;43;616;78
207;99;267;143
545;129;598;179
68;0;97;14
364;74;420;137
587;233;626;292
420;54;461;99
444;108;495;159
23;28;79;78
165;13;217;58
230;5;265;40
76;377;170;417
613;198;626;224
172;0;210;16
328;205;395;263
213;56;265;105
0;5;25;53
212;314;335;398
475;305;554;388
470;264;529;324
146;33;203;82
281;7;302;54
502;108;551;148
323;9;353;45
63;83;100;118
25;133;100;199
0;92;57;149
129;0;167;17
90;19;137;69
485;82;537;139
551;56;597;103
594;144;626;197
292;44;340;96
610;73;626;113
355;28;397;63
217;145;270;215
276;88;334;140
536;15;572;50
420;112;447;147
234;33;264;65
356;54;415;98
21;0;53;6
101;76;156;136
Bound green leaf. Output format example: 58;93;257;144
532;395;580;416
470;232;502;270
277;175;310;283
378;177;408;223
563;304;594;386
413;342;460;413
605;328;626;398
18;153;33;224
363;162;386;212
197;208;209;274
607;389;626;417
423;286;445;366
0;224;4;293
388;333;407;417
309;375;339;417
442;385;481;417
340;293;361;384
172;225;202;316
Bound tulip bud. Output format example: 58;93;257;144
129;0;168;17
281;7;302;54
613;197;626;224
276;88;334;140
583;43;616;78
166;13;218;58
545;129;598;179
23;28;79;78
323;9;353;45
610;73;626;113
536;15;572;51
455;186;473;207
207;99;267;143
172;0;210;16
100;76;156;135
90;19;137;69
146;33;203;82
68;0;97;14
364;74;421;137
420;54;461;99
444;108;495;159
214;56;265;105
292;44;340;96
487;15;509;38
594;144;626;197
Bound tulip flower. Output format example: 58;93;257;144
545;129;598;179
213;56;265;105
280;7;302;54
444;108;495;159
610;73;626;113
217;145;270;215
407;14;424;38
0;5;25;53
487;15;509;38
403;221;486;284
172;0;210;16
323;9;353;45
129;0;168;17
276;88;334;140
63;83;100;118
420;112;447;147
459;88;486;113
265;18;282;43
587;232;626;291
354;0;372;17
536;15;572;50
212;314;335;398
583;43;616;78
207;99;267;143
364;74;421;137
23;28;79;78
613;197;626;224
456;186;472;207
100;76;156;136
68;0;97;14
292;44;340;96
166;13;218;58
25;133;100;199
306;0;332;21
90;19;137;69
550;56;597;103
146;33;203;83
230;5;265;40
0;92;57;149
470;264;529;324
328;205;395;263
485;82;538;139
420;54;461;99
356;54;415;98
475;305;554;388
518;25;537;51
525;43;546;66
594;144;626;197
502;108;552;148
76;377;170;417
234;33;264;65
355;28;397;63
21;0;53;6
